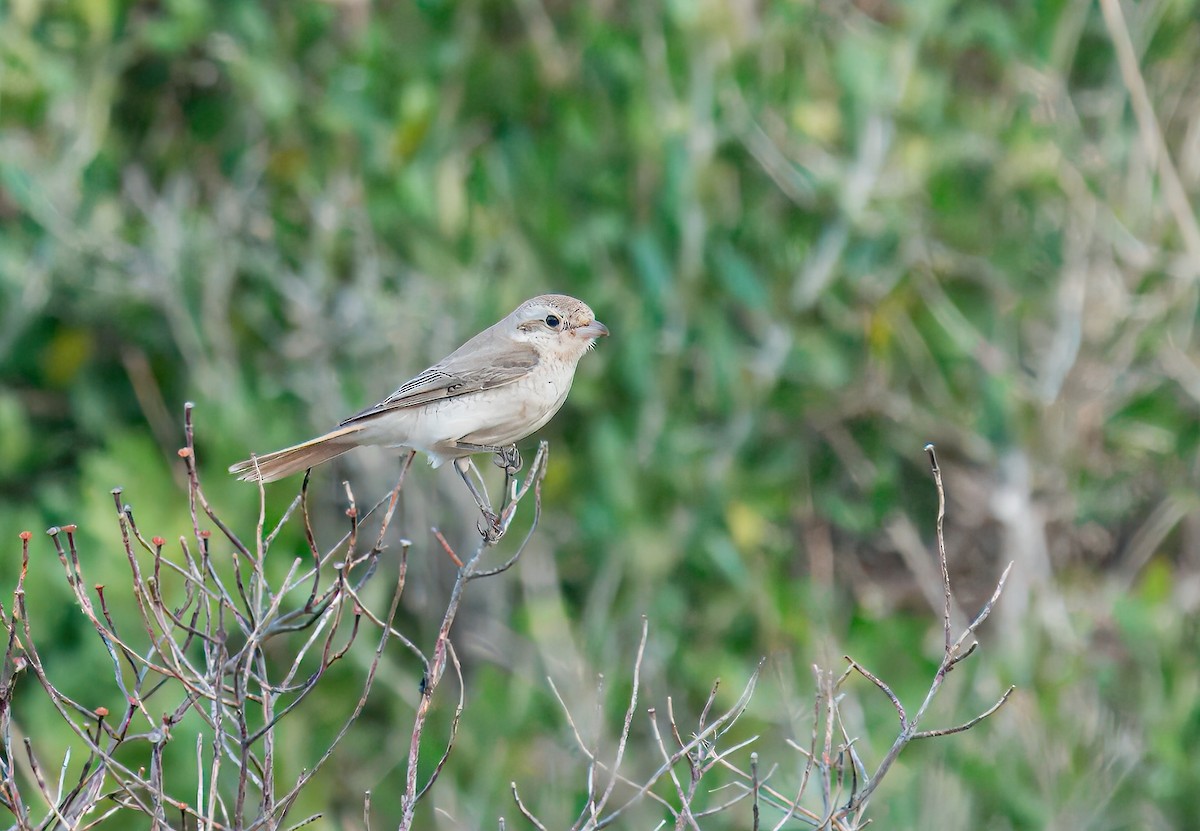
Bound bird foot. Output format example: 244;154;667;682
493;445;523;476
478;510;505;543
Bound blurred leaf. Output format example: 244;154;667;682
0;391;32;476
712;240;768;310
726;500;766;552
41;327;92;388
628;229;671;313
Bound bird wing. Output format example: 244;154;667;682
339;330;539;425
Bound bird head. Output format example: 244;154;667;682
508;294;609;361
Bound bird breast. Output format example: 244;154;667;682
456;358;577;447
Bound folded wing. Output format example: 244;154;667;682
340;333;539;425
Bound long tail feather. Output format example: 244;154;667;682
229;426;363;483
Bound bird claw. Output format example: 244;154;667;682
478;510;505;543
493;445;523;475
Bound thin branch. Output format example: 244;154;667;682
925;444;952;656
912;686;1015;740
510;782;549;831
591;617;649;820
844;658;905;728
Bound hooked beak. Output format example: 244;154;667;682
576;320;609;339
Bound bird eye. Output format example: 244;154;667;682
544;314;561;328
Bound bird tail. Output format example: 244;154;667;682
228;425;363;483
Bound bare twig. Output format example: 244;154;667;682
6;406;550;831
523;445;1013;831
511;782;549;831
926;444;953;655
840;445;1015;821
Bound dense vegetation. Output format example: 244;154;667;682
3;0;1199;827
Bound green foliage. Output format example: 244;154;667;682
3;0;1200;826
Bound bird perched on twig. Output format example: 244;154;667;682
229;294;608;525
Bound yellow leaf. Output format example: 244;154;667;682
726;501;765;552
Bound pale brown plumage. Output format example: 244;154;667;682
229;294;607;483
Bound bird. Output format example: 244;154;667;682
229;294;608;520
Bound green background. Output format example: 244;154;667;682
3;0;1200;827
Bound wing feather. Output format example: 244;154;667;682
340;330;538;426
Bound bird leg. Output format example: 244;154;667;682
453;455;493;514
452;455;502;539
493;445;523;517
452;442;524;540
